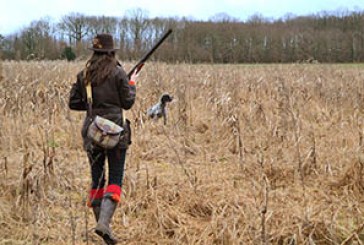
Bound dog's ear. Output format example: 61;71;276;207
161;93;173;104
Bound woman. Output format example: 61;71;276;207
69;33;138;244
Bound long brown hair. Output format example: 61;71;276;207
85;51;117;86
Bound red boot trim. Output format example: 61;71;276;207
111;193;121;203
88;188;104;207
105;184;122;202
89;188;105;199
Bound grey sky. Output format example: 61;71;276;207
1;0;364;35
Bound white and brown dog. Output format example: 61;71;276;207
147;93;173;125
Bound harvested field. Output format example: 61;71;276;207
1;61;364;244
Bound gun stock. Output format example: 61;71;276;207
127;29;173;78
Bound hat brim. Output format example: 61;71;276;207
88;47;119;52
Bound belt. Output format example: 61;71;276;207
92;107;121;114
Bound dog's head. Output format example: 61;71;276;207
160;93;173;104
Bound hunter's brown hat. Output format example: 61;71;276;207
89;33;118;52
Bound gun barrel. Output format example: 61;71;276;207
127;29;173;78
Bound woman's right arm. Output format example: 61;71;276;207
117;68;137;110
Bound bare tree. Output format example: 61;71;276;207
209;12;239;23
0;34;4;58
87;15;119;36
125;8;150;58
2;9;364;62
59;13;90;51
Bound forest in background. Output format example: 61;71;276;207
0;8;364;63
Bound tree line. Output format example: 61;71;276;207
1;8;364;63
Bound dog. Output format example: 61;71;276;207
147;93;173;125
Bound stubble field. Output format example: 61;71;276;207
1;61;364;244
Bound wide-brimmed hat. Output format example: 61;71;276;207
88;33;118;52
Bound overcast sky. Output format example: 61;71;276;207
1;0;364;35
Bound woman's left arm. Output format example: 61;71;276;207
69;72;87;111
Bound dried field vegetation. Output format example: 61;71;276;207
1;61;364;244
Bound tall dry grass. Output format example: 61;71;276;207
1;61;364;244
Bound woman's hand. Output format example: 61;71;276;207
129;69;139;85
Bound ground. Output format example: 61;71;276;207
1;61;364;244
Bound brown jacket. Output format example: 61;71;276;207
69;64;136;147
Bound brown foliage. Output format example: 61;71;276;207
1;62;364;244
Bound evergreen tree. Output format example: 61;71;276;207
62;46;76;61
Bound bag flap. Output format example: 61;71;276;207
94;116;124;135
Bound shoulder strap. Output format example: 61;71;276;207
83;69;93;117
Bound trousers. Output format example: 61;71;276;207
87;145;127;190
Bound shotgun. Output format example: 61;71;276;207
127;29;173;78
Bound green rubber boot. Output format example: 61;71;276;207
95;197;118;245
92;206;101;222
